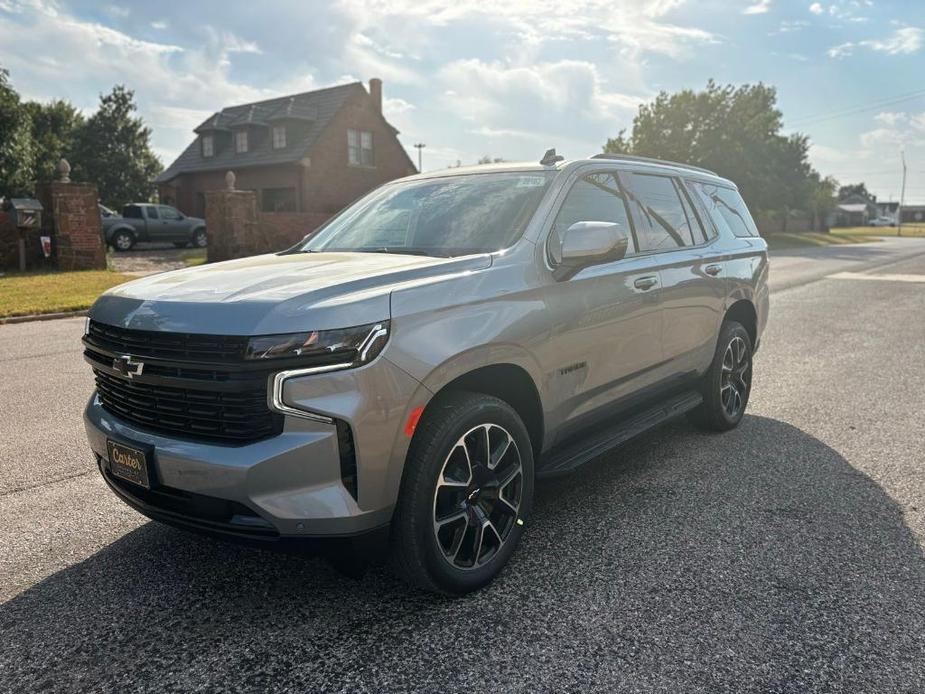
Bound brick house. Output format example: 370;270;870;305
155;79;416;218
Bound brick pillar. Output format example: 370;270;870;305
205;186;258;263
35;181;106;271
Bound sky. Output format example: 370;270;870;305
1;0;924;202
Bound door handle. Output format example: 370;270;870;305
704;264;723;276
633;276;659;291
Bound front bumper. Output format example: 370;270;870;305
84;355;429;539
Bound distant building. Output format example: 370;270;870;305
829;193;877;227
155;79;416;218
900;204;925;224
876;201;900;220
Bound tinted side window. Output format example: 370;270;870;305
146;206;159;220
549;173;636;262
624;173;693;251
676;181;707;244
123;205;142;219
159;206;182;220
689;181;759;237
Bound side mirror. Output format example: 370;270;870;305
554;221;628;280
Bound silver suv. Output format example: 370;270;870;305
83;151;768;594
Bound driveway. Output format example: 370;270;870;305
1;240;925;692
107;242;206;276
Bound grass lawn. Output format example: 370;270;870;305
836;224;925;238
764;230;883;250
0;270;134;319
182;249;207;267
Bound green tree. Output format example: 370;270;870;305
73;85;162;207
837;182;875;203
24;99;85;183
809;174;839;231
0;67;35;199
603;80;816;216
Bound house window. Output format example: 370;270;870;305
348;128;374;166
262;187;297;212
235;130;248;154
272;125;287;149
202;134;214;157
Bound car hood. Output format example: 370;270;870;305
90;251;492;335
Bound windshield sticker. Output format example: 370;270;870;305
516;176;547;188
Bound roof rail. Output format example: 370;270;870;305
590;153;717;176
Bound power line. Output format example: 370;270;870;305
788;88;925;127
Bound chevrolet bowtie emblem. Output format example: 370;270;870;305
113;354;144;379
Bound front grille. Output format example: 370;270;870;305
85;321;284;444
93;369;282;443
87;320;248;362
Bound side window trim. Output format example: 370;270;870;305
673;178;706;245
683;178;720;240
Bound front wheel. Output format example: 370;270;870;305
391;392;534;595
689;320;753;431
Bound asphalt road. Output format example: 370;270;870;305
2;239;925;693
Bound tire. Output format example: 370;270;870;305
111;230;135;252
192;228;208;248
689;320;753;432
173;241;190;248
391;391;534;595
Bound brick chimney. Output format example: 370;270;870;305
369;78;382;113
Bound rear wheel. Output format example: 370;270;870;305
689;320;753;431
192;228;208;248
111;230;134;251
391;392;534;595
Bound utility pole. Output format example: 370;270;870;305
413;143;426;172
898;150;907;237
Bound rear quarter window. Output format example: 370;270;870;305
688;181;759;238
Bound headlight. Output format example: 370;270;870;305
245;321;390;366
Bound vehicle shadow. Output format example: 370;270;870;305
2;415;924;692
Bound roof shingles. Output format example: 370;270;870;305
156;82;364;183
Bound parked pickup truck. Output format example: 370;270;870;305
102;203;207;251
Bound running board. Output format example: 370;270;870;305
536;390;703;478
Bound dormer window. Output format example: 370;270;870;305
235;130;248;154
272;125;287;149
202;134;214;157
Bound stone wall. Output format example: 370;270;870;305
35;181;106;270
258;211;331;250
206;188;331;262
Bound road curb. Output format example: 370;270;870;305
0;309;88;325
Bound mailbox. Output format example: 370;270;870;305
4;198;46;271
8;198;43;230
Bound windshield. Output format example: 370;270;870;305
301;172;555;257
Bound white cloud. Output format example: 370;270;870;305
827;42;855;58
743;0;772;16
874;112;907;126
861;27;923;55
439;59;642;125
808;2;824;14
340;0;716;61
467;126;541;139
150;20;167;30
828;27;924;59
